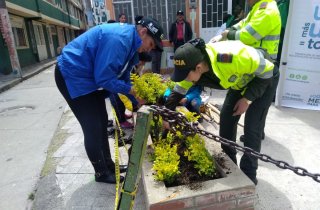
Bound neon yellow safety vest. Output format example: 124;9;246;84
175;41;274;94
232;0;281;61
206;41;274;90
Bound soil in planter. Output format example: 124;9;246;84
164;143;223;189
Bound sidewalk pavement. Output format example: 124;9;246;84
1;62;320;210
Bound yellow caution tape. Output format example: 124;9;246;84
121;187;138;209
113;103;139;209
112;107;121;210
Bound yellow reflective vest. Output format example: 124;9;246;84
175;41;274;100
231;0;281;61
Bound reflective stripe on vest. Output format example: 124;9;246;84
244;25;263;40
173;84;188;95
263;34;280;41
255;50;273;79
174;80;194;95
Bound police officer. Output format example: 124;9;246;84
55;17;164;184
220;0;281;141
222;0;281;61
166;38;279;185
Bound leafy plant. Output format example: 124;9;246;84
152;142;180;184
177;107;200;123
131;73;169;104
184;134;215;176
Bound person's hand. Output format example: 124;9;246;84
179;98;187;105
135;96;145;106
221;30;229;40
232;98;251;116
129;87;145;106
209;34;222;43
162;120;170;130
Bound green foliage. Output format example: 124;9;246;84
165;79;175;90
184;134;215;176
131;73;169;104
150;115;163;144
150;100;216;185
152;142;180;184
177;107;200;123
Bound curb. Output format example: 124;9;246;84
0;60;57;94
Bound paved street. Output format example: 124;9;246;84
0;64;320;210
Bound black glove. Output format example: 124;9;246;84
164;91;185;111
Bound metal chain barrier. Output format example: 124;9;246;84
149;105;320;183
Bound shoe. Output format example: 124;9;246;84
240;135;245;142
240;133;265;142
124;114;132;119
119;136;133;147
107;127;115;137
119;165;128;173
243;172;258;185
250;177;258;185
120;121;134;129
107;120;113;127
95;173;124;184
109;164;128;173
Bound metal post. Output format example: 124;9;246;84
0;0;22;77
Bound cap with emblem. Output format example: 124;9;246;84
171;43;205;82
136;17;164;51
177;10;184;15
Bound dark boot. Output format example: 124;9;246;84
240;132;265;142
95;171;124;184
240;135;245;142
107;120;113;127
119;135;133;147
107;163;128;173
244;173;258;185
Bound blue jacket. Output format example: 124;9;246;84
57;24;141;99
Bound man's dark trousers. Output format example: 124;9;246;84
219;70;279;181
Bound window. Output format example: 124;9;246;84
61;0;67;11
10;15;29;49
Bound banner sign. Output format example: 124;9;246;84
276;0;320;110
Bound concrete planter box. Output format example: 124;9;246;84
141;139;256;210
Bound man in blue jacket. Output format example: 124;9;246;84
55;17;164;184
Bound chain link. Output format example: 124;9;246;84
149;105;320;183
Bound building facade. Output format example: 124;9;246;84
105;0;232;72
92;0;109;25
0;0;87;75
